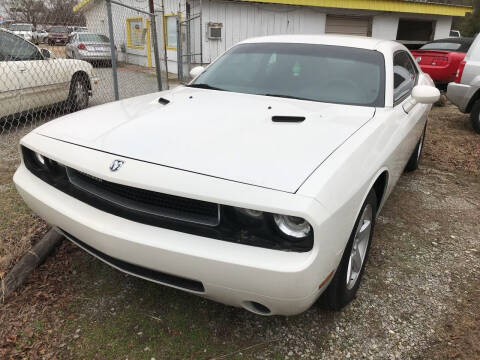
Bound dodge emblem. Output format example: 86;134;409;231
110;159;125;172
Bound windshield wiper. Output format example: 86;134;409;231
262;93;313;101
187;83;226;91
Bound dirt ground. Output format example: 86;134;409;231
0;104;479;359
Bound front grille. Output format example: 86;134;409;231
21;146;313;252
66;167;220;226
58;228;205;292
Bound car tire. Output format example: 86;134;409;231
404;123;427;172
322;190;377;311
470;100;480;134
68;75;89;112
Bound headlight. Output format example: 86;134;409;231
34;152;46;166
232;205;313;245
273;214;311;239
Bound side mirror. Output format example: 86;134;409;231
189;66;204;79
41;48;52;59
403;85;440;113
411;85;440;104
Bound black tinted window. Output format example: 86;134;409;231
79;34;109;42
193;43;386;107
0;31;42;61
393;51;417;104
420;42;461;51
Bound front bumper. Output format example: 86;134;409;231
447;82;471;113
13;134;340;315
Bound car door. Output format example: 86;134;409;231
0;30;29;117
9;36;71;110
388;51;427;182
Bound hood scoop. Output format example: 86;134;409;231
272;115;305;123
158;97;170;105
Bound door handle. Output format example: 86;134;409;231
18;68;27;73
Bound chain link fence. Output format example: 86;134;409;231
0;0;169;150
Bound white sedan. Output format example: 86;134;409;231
0;29;97;119
14;35;439;316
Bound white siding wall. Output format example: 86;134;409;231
83;0;455;73
434;16;452;40
200;0;326;63
371;14;399;40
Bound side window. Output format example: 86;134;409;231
0;31;42;61
393;51;418;104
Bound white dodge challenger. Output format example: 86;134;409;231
14;35;439;315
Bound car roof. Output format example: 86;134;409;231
430;37;474;45
421;37;474;52
239;34;396;51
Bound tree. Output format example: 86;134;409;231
460;0;480;36
1;0;85;27
3;0;47;27
45;0;85;26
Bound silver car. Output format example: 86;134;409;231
447;34;480;133
65;32;117;65
32;29;48;44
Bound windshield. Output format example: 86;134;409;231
10;24;32;31
191;43;385;107
49;27;69;33
79;34;109;42
420;42;462;51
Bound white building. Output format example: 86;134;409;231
74;0;472;75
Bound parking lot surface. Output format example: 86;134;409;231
0;105;479;359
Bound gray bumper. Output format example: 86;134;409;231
447;82;471;113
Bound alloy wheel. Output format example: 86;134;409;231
346;203;373;290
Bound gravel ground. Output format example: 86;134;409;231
0;105;479;359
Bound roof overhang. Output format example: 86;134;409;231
239;0;472;17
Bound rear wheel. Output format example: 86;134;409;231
470;100;480;134
322;190;377;310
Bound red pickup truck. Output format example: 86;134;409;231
411;37;473;90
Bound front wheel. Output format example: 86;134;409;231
322;190;377;310
67;76;89;112
470;100;480;134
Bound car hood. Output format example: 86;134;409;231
35;87;375;193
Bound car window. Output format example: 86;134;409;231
0;31;42;61
10;24;33;31
192;43;386;107
78;34;109;43
393;51;417;105
420;42;462;51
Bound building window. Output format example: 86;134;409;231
126;17;145;49
164;14;177;50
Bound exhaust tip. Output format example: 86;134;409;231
242;301;271;315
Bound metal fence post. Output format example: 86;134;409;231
176;13;183;82
106;0;119;101
150;15;163;91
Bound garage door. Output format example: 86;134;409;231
325;15;372;36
